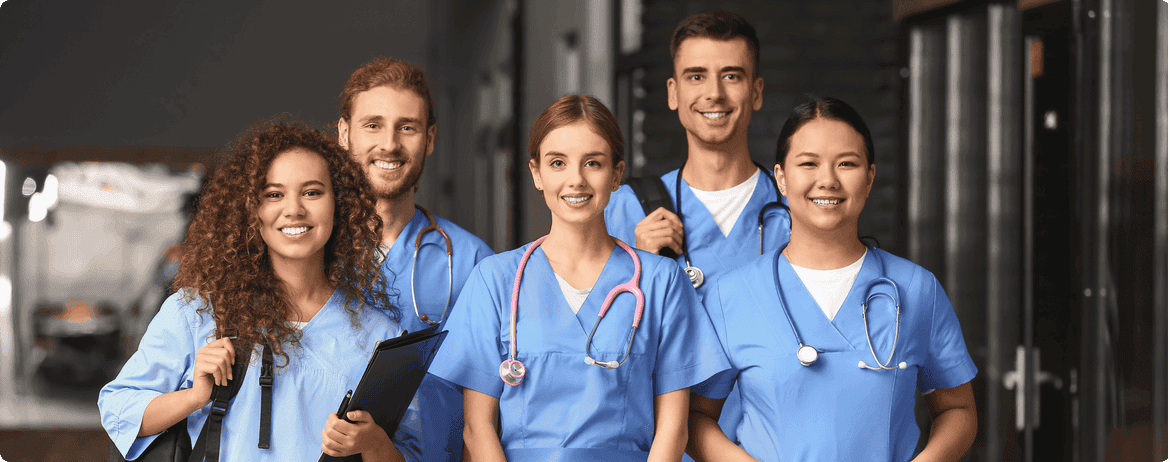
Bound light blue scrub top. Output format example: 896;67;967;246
429;242;730;462
605;168;791;446
604;168;791;303
100;290;407;461
693;248;979;462
379;208;494;461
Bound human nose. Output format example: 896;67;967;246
567;164;586;187
282;194;306;217
377;130;402;153
816;165;841;190
704;76;726;102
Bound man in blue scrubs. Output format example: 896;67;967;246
337;57;494;461
603;11;791;449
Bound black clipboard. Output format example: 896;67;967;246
319;327;448;462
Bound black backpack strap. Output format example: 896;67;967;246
258;345;274;449
188;346;251;462
624;175;679;259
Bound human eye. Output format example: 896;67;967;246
723;74;741;81
363;122;380;131
585;159;602;168
550;159;565;168
399;125;416;132
303;189;323;197
263;190;282;199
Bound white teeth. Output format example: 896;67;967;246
373;160;401;170
812;199;840;206
563;196;589;204
281;227;308;235
702;112;726;119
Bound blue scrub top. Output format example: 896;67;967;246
100;290;406;461
604;168;791;303
380;207;494;461
605;167;791;449
429;242;730;462
694;248;978;461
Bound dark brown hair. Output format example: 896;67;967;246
174;117;396;365
670;11;761;77
527;95;626;164
338;57;436;127
775;97;875;168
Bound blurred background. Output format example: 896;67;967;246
0;0;1164;460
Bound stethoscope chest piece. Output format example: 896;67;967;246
796;345;819;366
684;266;704;289
500;358;526;386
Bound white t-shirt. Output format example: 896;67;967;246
789;251;866;321
689;172;759;237
554;273;593;314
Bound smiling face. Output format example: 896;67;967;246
775;117;875;238
667;37;763;149
257;148;336;268
338;85;435;202
529;122;625;228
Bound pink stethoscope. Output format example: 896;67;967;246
499;235;646;386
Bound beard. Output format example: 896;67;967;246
370;152;426;202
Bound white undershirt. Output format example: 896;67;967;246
789;251;866;321
554;273;593;314
689;172;759;237
289;321;308;330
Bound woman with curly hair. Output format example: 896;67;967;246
100;118;408;461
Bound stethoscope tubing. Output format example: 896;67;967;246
673;162;784;287
411;205;454;327
772;246;904;370
504;236;646;382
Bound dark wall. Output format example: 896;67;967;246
633;0;902;250
0;0;429;149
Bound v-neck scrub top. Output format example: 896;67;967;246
605;167;792;451
429;242;730;462
605;168;791;303
378;207;494;461
100;290;406;461
693;248;978;461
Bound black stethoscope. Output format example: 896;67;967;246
773;246;907;370
674;161;785;289
409;205;453;327
499;236;646;386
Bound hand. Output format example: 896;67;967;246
321;410;401;461
191;337;235;406
634;207;684;255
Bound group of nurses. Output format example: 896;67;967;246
100;119;411;460
430;95;729;462
687;98;978;461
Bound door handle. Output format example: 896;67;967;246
1003;345;1064;431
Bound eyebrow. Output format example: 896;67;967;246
681;66;707;75
262;180;327;189
542;151;609;159
720;66;747;74
792;151;864;159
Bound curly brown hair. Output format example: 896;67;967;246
174;116;397;365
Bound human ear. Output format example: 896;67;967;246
337;119;350;150
667;77;679;111
425;124;437;157
773;164;786;196
529;158;543;191
613;160;626;191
